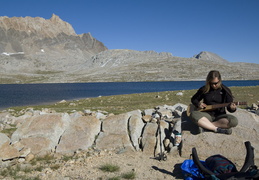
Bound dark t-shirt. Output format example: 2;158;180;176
191;84;235;117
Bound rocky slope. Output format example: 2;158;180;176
0;15;258;84
73;49;259;82
0;14;107;83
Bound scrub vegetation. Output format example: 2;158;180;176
8;86;259;116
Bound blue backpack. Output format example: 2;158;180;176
181;159;206;180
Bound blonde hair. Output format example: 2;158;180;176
203;70;222;94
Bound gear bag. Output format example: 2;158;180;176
205;154;238;175
190;141;259;179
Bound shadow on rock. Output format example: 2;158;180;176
181;111;200;135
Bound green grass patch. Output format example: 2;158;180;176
108;177;121;180
121;171;136;179
1;127;17;138
34;166;44;172
23;167;33;174
6;86;259;115
35;154;55;162
62;155;74;162
0;165;33;179
50;164;60;170
99;164;120;172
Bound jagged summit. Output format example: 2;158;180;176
0;14;76;37
0;14;107;72
194;51;228;63
50;14;62;22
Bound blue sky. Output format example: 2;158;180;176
1;0;258;64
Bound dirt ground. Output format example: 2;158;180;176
37;149;186;180
2;143;258;180
29;146;258;180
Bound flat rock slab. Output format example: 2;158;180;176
0;141;20;160
0;133;10;146
95;113;134;151
128;114;145;151
11;113;70;155
56;116;101;154
141;122;158;156
19;137;52;156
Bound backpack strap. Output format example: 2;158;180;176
240;141;255;172
192;147;215;176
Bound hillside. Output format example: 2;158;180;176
0;15;258;84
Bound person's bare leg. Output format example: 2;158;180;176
197;117;217;132
198;117;232;134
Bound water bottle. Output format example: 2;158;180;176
175;132;182;146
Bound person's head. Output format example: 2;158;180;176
204;70;222;93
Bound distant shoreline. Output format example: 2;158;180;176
1;79;259;85
1;85;259;114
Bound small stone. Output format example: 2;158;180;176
251;103;258;110
164;138;170;148
176;92;183;96
58;100;67;104
25;153;35;162
19;147;31;157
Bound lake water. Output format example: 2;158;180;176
0;80;258;110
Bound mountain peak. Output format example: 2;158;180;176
50;13;62;23
0;14;107;66
0;14;76;37
194;51;228;63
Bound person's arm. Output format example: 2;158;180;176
228;103;237;113
191;87;204;108
223;85;237;113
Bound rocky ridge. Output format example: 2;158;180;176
74;49;259;82
0;14;107;80
1;15;259;83
0;14;76;38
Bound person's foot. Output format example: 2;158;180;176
216;128;232;135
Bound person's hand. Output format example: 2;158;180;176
230;102;237;111
199;102;207;109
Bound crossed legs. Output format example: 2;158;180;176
197;117;230;132
190;111;238;133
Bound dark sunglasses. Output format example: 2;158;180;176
210;81;220;85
